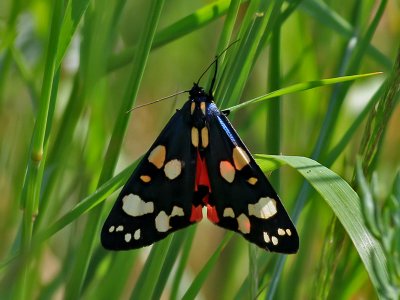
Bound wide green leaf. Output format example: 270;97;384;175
255;155;390;293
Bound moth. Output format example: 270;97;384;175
101;57;299;254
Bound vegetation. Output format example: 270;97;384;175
0;0;398;299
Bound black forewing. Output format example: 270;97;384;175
101;101;197;250
204;103;299;253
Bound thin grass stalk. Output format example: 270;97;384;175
358;46;400;179
63;2;120;297
317;1;390;297
33;74;82;232
108;0;234;73
14;1;63;298
170;226;196;300
129;236;172;299
205;0;241;91
151;231;188;299
64;2;165;298
0;0;23;98
309;2;366;297
221;1;279;109
263;9;284;299
216;0;261;106
267;0;388;298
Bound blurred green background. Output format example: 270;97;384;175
0;0;399;299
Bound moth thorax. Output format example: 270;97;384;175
192;106;206;128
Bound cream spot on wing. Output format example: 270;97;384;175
116;225;124;232
191;102;195;115
220;161;235;183
155;211;170;232
122;194;154;216
140;175;151;183
200;102;206;115
223;207;235;218
201;127;209;148
191;127;199;147
271;236;278;245
134;229;141;240
148;145;166;169
277;228;285;236
263;232;270;243
233;147;250;170
237;214;250;234
125;233;132;242
247;177;258;185
171;206;184;217
286;229;292;236
109;226;115;233
248;197;277;219
164;159;182;180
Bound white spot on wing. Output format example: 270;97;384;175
271;236;278;245
263;232;270;243
134;229;141;240
286;229;292;236
164;159;182;180
223;207;235;218
155;211;170;232
237;214;250;234
277;228;285;236
125;233;132;242
248;197;277;219
122;194;154;217
171;206;184;217
109;226;115;233
116;225;124;232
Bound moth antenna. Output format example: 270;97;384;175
126;90;189;113
196;39;240;87
208;56;218;96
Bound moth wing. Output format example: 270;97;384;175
204;103;299;253
101;102;199;250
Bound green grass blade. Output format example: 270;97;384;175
15;1;63;298
98;252;138;300
323;84;385;166
155;0;232;48
299;0;391;70
129;237;172;300
64;2;165;298
55;0;91;68
108;0;236;72
34;161;137;243
228;72;382;112
151;231;188;300
170;226;197;300
219;1;281;108
204;0;241;90
182;232;233;300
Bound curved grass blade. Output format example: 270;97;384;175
254;154;389;293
